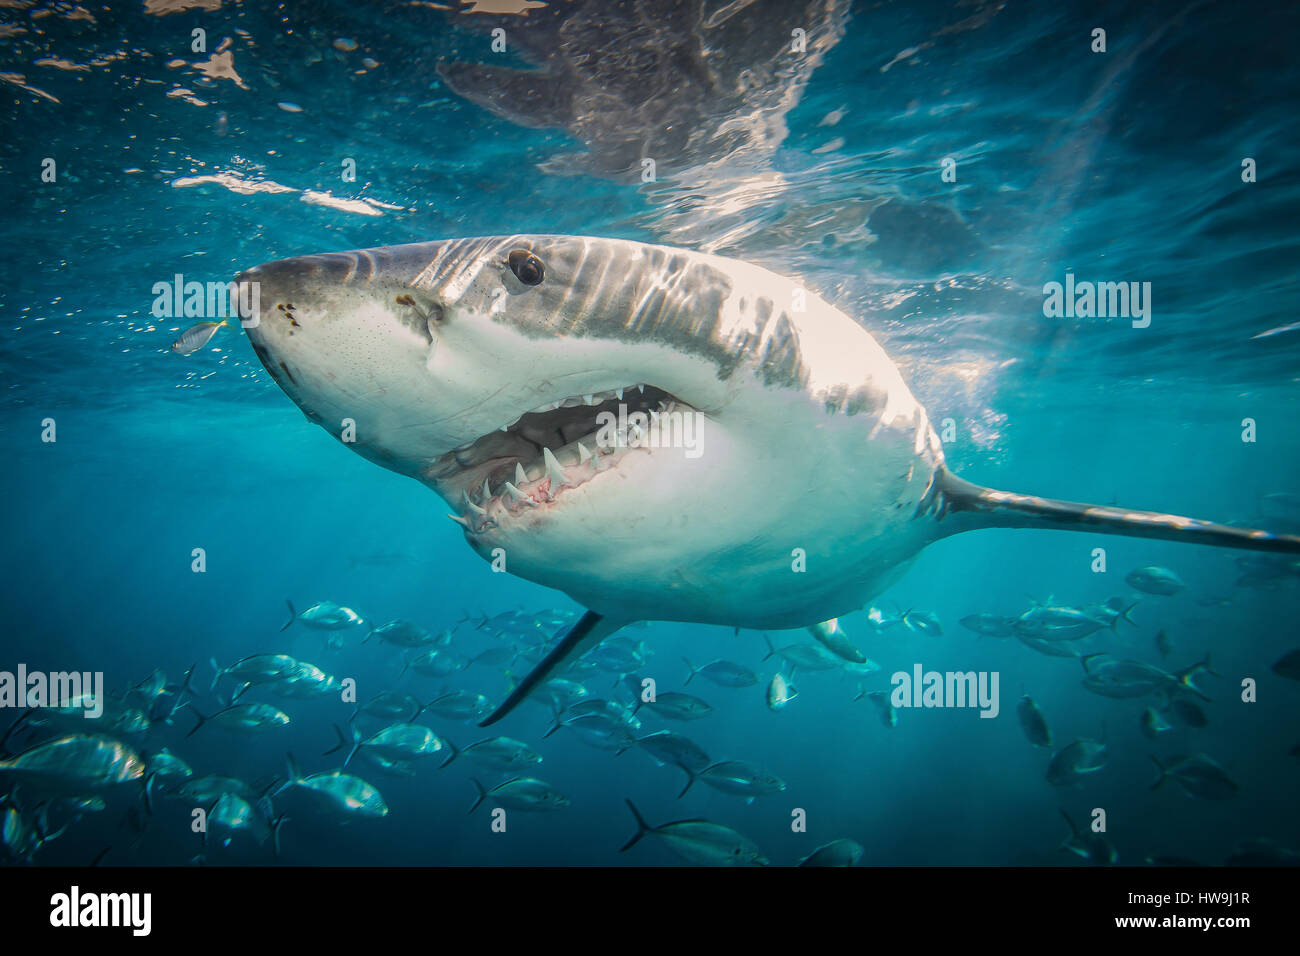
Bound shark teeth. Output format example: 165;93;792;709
452;435;641;534
503;481;537;507
514;385;646;421
445;382;683;536
578;441;604;473
543;447;572;488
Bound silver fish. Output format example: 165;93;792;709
636;691;712;721
799;839;864;867
637;731;711;774
621;799;766;866
1059;809;1117;865
1016;696;1052;748
282;599;364;632
1125;566;1186;596
679;761;786;800
1150;753;1238;800
960;613;1018;637
0;735;144;791
766;673;797;711
468;777;569;813
439;736;541;771
370;620;437;648
683;658;757;687
1046;738;1108;787
171;319;228;355
276;754;388;817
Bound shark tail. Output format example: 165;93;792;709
928;469;1300;554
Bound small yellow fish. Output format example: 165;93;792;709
171;319;228;355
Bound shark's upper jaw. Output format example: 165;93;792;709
425;382;695;535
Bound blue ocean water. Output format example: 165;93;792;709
1;0;1298;867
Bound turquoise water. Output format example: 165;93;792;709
1;0;1298;866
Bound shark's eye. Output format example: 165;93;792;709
508;249;544;286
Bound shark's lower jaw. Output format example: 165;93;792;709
425;383;692;537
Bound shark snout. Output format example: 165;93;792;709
234;258;329;396
235;247;453;442
240;250;363;289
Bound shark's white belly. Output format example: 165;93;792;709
460;380;942;628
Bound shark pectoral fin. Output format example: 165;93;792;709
807;620;867;664
435;61;573;131
478;611;630;727
928;469;1300;555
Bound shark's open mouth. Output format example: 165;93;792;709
425;384;688;535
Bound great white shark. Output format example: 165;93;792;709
237;235;1300;725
